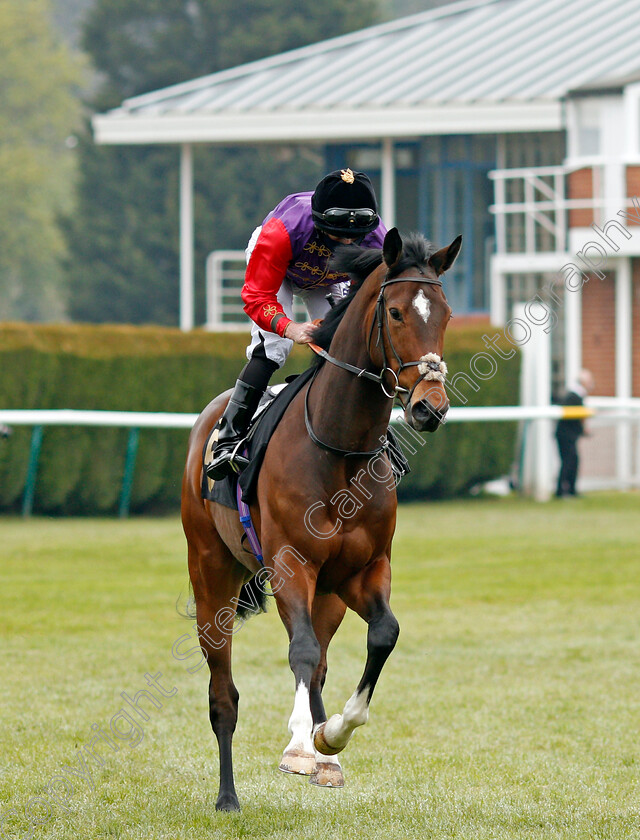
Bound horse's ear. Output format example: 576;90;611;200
383;228;403;269
429;235;462;276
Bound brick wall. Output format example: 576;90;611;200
633;259;640;397
626;167;640;226
448;313;491;330
568;168;594;227
581;271;615;396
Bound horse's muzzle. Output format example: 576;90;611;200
405;395;449;432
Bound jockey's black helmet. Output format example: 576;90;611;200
311;169;379;237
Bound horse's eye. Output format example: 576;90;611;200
389;307;403;322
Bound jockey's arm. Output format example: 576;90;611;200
241;218;314;343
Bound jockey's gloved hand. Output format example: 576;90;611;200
284;322;316;345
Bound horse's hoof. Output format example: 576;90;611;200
313;722;341;756
309;761;345;788
215;792;241;812
278;748;316;775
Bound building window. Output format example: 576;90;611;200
501;132;567;254
503;132;566;168
419;135;497;313
326;137;497;314
578;127;601;157
566;99;604;159
350;147;381;170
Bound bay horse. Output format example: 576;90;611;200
181;227;460;811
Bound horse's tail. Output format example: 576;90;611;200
176;585;198;619
235;574;269;621
176;575;268;622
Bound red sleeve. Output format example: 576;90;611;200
241;217;293;336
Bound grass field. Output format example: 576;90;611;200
1;493;639;839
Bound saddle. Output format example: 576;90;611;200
202;368;316;508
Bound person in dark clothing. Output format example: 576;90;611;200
555;369;594;497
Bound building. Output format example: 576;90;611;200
94;0;640;487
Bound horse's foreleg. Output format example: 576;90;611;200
275;583;322;776
314;558;399;757
309;593;346;723
308;593;347;787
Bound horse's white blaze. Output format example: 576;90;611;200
413;289;431;324
284;680;314;754
322;690;369;750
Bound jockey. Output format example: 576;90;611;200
206;168;387;480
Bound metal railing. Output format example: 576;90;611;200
0;410;198;518
489;165;607;254
2;401;639;516
205;250;307;330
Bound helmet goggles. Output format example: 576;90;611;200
312;206;379;237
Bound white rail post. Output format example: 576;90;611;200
517;302;553;501
615;257;633;489
564;280;582;391
180;143;194;331
555;169;566;251
205;251;224;328
490;263;507;326
524;175;535;253
381;138;396;228
494;173;507;254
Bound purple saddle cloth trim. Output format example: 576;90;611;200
236;459;264;567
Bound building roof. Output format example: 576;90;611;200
93;0;640;145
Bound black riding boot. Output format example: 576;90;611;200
206;380;265;480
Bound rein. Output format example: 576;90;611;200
305;272;445;457
304;369;387;458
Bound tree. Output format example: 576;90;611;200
382;0;459;20
65;0;380;325
0;0;83;321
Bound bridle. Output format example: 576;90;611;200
309;270;446;402
369;271;446;402
305;269;447;457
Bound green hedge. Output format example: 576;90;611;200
397;328;520;499
0;322;519;514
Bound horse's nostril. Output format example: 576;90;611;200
411;398;448;431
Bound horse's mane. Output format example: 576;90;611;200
386;231;438;278
309;232;437;358
310;246;382;353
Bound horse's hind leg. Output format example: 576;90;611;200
188;536;246;812
308;593;347;788
314;557;399;757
